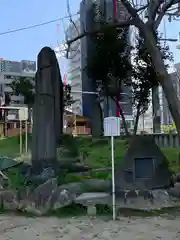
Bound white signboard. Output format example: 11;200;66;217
18;108;28;121
103;117;121;136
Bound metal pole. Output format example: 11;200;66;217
19;121;22;154
111;135;116;220
3;111;6;137
25;120;28;154
75;113;77;135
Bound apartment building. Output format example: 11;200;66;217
0;59;36;104
0;71;35;104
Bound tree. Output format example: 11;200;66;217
63;84;75;107
10;77;34;106
132;31;173;134
87;24;173;136
10;76;74;108
67;0;180;133
116;0;180;133
86;26;132;135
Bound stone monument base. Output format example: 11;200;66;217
31;158;59;184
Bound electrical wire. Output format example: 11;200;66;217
0;13;79;36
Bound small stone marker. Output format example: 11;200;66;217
87;205;97;216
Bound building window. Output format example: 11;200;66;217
134;157;154;179
6;75;14;79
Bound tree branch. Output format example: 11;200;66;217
66;19;133;46
111;96;130;136
66;0;179;50
66;0;79;35
148;0;163;25
133;102;141;135
121;0;179;30
66;2;149;50
154;0;178;29
120;0;145;30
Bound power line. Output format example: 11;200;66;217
0;13;78;36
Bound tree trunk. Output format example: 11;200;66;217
91;99;103;137
133;104;141;135
111;97;130;136
119;105;130;136
142;28;180;134
152;86;161;133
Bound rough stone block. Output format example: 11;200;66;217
87;205;97;216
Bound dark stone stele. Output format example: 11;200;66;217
31;46;63;176
114;136;173;197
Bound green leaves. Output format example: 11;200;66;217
86;26;132;96
63;84;75;107
86;21;173;126
10;77;73;108
132;31;173;114
10;76;35;106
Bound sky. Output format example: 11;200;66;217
0;0;179;74
159;18;180;72
0;0;81;75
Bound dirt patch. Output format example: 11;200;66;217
0;215;180;239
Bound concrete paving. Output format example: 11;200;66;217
0;215;180;239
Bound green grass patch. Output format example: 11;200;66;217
76;137;180;172
0;135;180;173
46;203;87;217
162;148;180;173
44;203;112;217
0;136;20;157
1;204;180;218
118;206;180;218
0;203;112;218
0;134;31;158
0;135;179;218
77;137;128;168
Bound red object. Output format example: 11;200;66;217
116;95;121;117
113;0;118;19
57;24;60;34
57;24;60;30
63;74;67;86
0;97;5;118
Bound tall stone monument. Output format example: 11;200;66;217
31;47;64;175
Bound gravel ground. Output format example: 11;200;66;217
0;215;180;239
